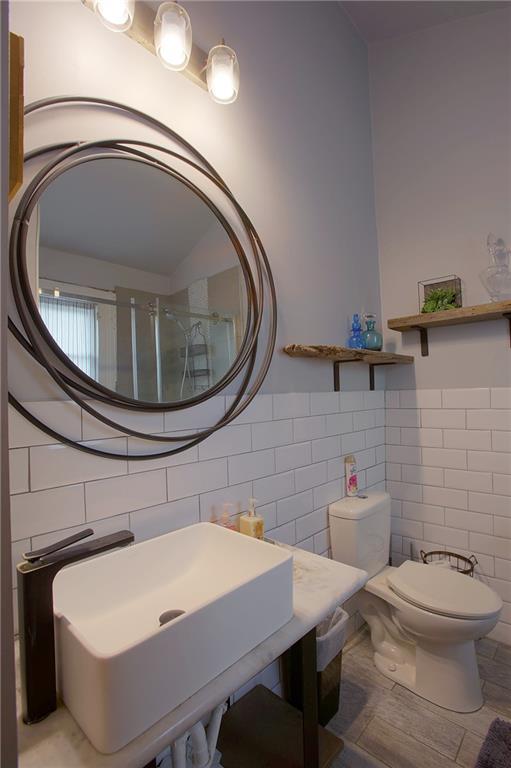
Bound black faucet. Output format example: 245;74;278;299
17;527;134;724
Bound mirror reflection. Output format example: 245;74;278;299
29;158;248;402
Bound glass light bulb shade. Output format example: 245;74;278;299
154;2;192;72
207;45;240;104
94;0;134;31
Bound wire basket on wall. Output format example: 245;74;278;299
420;550;477;577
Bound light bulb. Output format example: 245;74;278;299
94;0;134;32
53;288;60;298
154;2;192;72
207;44;239;105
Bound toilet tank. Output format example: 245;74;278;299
329;491;391;578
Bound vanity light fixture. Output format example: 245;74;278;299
83;1;240;104
154;1;192;72
206;42;240;104
93;0;134;32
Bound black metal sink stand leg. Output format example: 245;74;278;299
300;628;319;768
283;627;319;768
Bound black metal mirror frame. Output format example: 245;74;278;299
8;97;277;460
13;146;259;410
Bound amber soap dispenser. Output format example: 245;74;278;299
239;498;264;539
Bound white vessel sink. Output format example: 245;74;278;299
53;522;293;753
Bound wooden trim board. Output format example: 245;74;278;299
8;32;24;201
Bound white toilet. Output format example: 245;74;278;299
329;491;502;713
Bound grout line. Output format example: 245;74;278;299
25;510;132;544
454;728;467;764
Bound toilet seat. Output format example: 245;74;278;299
387;560;502;620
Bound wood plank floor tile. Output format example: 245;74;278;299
373;688;465;759
494;643;511;669
328;677;390;742
349;635;374;661
339;634;511;768
478;655;511;691
344;628;370;655
482;680;511;719
391;683;506;738
342;652;395;692
456;731;484;768
476;638;498;660
357;717;458;768
331;739;389;768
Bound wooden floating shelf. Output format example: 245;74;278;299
387;300;511;356
283;344;414;391
388;300;511;331
284;344;414;365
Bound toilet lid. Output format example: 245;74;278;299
387;561;502;620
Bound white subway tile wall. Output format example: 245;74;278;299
11;386;508;689
8;392;385;640
386;388;511;645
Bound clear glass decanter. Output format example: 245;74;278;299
480;233;511;302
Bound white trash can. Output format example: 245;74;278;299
316;607;349;725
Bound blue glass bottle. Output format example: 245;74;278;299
362;315;383;351
347;314;365;349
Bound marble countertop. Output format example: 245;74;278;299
17;543;367;768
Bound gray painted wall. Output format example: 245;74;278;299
9;1;382;400
370;7;511;388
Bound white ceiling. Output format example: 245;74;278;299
340;1;510;43
39;158;222;276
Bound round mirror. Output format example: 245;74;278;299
29;158;248;403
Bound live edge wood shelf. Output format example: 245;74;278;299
387;299;511;356
283;344;414;391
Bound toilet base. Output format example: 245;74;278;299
373;639;483;713
358;586;486;713
373;650;415;690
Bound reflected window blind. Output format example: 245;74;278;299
39;295;98;379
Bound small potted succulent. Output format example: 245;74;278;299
421;286;459;313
